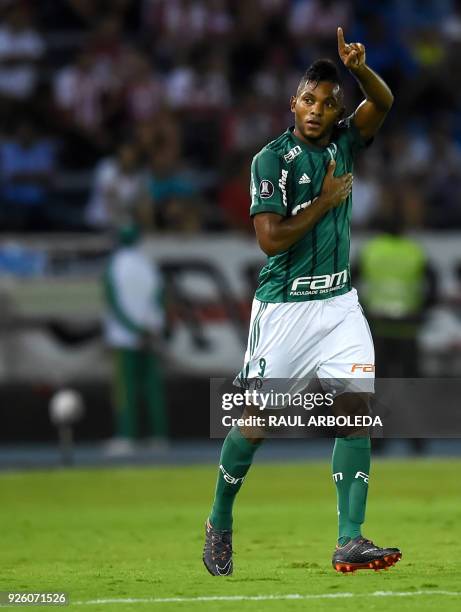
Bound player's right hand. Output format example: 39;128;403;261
320;160;353;208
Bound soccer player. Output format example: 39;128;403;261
203;28;401;576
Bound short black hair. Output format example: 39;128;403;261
297;59;341;94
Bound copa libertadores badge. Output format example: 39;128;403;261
259;179;274;198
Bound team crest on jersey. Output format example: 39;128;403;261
284;145;302;163
259;179;274;198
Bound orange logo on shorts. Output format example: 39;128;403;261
351;363;375;373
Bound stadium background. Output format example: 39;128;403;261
1;0;461;453
1;1;461;609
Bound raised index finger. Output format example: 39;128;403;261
337;26;346;52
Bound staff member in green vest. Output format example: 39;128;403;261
359;217;436;452
103;224;168;455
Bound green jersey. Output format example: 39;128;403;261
250;116;368;302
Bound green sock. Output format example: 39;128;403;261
332;436;371;545
209;427;261;530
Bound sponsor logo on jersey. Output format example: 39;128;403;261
284;145;302;163
351;363;375;373
298;173;311;184
278;169;288;207
259;179;274;198
292;196;318;216
290;268;348;295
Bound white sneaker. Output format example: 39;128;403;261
144;437;170;453
103;437;137;457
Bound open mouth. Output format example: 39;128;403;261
306;120;322;128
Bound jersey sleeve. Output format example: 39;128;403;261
249;148;288;217
336;114;371;158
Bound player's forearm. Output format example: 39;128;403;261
256;196;331;256
350;64;394;111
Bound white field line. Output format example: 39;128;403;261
70;590;461;606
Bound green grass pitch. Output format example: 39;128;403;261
1;459;460;611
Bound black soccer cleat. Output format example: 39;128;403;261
202;519;233;576
332;536;402;573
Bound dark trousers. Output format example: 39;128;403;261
371;330;425;454
112;348;167;439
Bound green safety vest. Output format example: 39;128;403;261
360;235;426;319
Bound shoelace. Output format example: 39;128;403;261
210;532;233;562
360;537;377;547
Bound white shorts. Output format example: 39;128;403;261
235;288;374;396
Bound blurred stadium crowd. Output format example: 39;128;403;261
1;0;461;234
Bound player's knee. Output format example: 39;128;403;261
239;406;267;444
333;392;371;437
333;392;370;417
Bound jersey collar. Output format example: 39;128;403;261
287;126;334;153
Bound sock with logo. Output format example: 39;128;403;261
209;426;262;530
332;436;371;545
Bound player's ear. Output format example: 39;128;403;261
290;95;297;113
